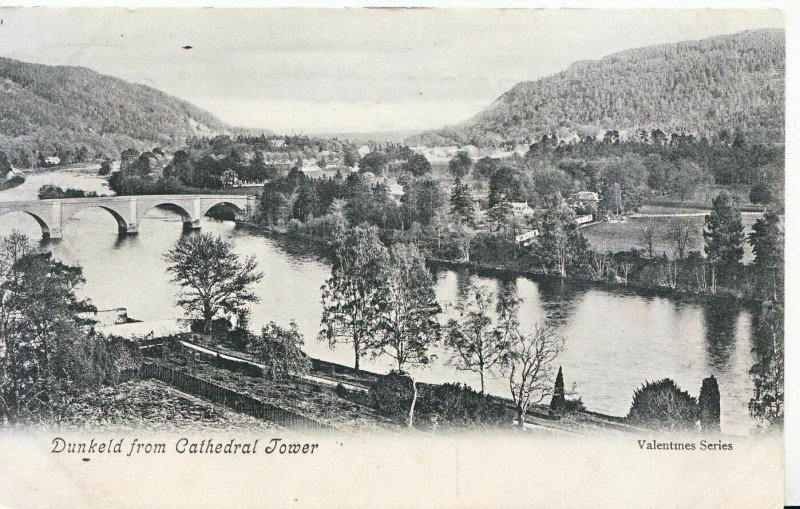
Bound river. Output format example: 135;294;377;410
0;167;758;435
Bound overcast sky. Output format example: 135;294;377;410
0;8;784;134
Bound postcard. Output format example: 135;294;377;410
0;5;790;507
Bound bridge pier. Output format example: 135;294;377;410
46;227;63;240
121;223;139;235
183;219;202;231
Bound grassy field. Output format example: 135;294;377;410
581;213;761;263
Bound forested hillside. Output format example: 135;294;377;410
0;57;228;167
408;29;784;147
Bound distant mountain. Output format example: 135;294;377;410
408;29;784;147
0;57;229;166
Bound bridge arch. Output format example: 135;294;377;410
64;206;130;235
0;210;53;239
140;202;194;224
200;201;246;221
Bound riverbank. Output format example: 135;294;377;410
236;219;762;311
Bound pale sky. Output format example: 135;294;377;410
0;8;785;134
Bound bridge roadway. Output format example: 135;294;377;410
0;194;257;239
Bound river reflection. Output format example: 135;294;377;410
0;205;758;435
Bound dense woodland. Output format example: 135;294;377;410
409;29;784;147
0;56;229;167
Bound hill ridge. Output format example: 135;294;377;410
0;56;229;167
408;28;784;147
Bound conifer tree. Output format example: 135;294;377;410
550;366;566;413
703;191;745;278
449;177;475;226
698;375;721;432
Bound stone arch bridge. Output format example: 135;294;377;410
0;194;257;239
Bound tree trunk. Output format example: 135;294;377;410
203;303;213;333
479;369;485;394
408;378;418;429
354;343;360;371
517;405;525;427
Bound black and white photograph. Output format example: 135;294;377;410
0;5;791;507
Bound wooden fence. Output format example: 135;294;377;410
141;362;335;433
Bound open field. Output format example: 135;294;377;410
581;213;761;263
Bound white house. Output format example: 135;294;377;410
575;191;600;205
508;201;536;217
515;230;539;246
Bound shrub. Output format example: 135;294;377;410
627;378;698;431
417;383;510;429
248;321;311;381
190;317;232;333
563;397;585;413
37;184;89;200
370;370;414;420
335;383;349;398
90;335;143;385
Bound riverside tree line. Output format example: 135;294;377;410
0;223;782;431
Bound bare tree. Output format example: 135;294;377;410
588;250;610;280
507;323;565;427
639;222;658;258
664;218;696;259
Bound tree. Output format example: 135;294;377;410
401;153;432;177
749;300;784;431
449;177;475;226
486;202;514;234
248;321;311;380
258;181;292;225
0;233;102;424
401;176;445;226
379;243;441;371
749;181;773;206
319;225;389;370
0;150;13;177
98;159;113;176
358;151;389;175
489;165;529;206
474;156;499;179
532;202;585;277
667;160;708;202
664;218;696;259
378;243;441;427
698;375;720;432
639;222;658;259
163;233;263;333
448;150;473;178
444;285;509;394
343;148;358;168
550;366;565;413
749;208;783;273
704;191;745;275
507;322;565;427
